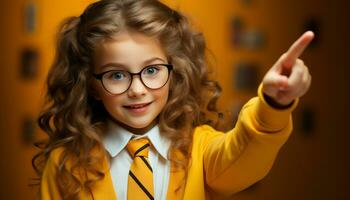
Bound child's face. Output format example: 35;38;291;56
91;31;170;130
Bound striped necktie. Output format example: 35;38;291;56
127;138;154;200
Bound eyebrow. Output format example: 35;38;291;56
99;57;167;71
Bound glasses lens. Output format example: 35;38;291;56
141;65;169;89
102;70;130;94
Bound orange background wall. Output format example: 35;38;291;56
0;0;348;199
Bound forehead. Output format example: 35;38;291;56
93;31;167;71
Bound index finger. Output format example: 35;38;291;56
283;31;315;68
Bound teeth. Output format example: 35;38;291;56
129;104;148;109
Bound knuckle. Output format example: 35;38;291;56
304;65;310;73
294;67;304;76
302;76;308;85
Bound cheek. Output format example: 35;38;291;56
96;86;124;111
100;93;124;108
99;95;125;120
153;86;170;116
154;84;170;104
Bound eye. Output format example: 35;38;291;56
106;71;128;81
143;66;159;75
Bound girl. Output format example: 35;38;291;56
32;0;314;199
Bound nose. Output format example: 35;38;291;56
127;75;147;97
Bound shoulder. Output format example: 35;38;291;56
41;147;66;180
44;145;109;174
46;147;65;167
194;124;224;135
194;124;218;133
192;124;225;144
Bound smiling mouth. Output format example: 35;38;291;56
123;102;152;109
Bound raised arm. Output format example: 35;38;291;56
203;31;314;197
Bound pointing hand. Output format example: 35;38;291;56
262;31;315;106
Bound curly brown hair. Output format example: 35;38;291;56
32;0;223;199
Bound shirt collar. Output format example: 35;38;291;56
102;119;171;160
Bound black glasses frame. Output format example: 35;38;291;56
92;64;173;95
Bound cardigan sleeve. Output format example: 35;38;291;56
40;148;63;200
202;84;299;196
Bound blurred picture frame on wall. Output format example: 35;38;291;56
24;2;37;33
21;115;37;145
233;61;260;92
230;16;266;50
20;47;39;80
299;105;316;137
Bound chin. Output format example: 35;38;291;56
129;123;150;129
121;119;157;133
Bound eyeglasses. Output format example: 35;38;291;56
93;64;173;95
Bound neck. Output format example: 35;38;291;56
109;117;158;135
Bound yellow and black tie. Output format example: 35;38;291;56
127;138;154;200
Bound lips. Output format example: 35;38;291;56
123;102;152;109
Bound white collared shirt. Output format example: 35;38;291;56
103;120;171;200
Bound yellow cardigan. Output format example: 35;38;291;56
40;85;298;200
